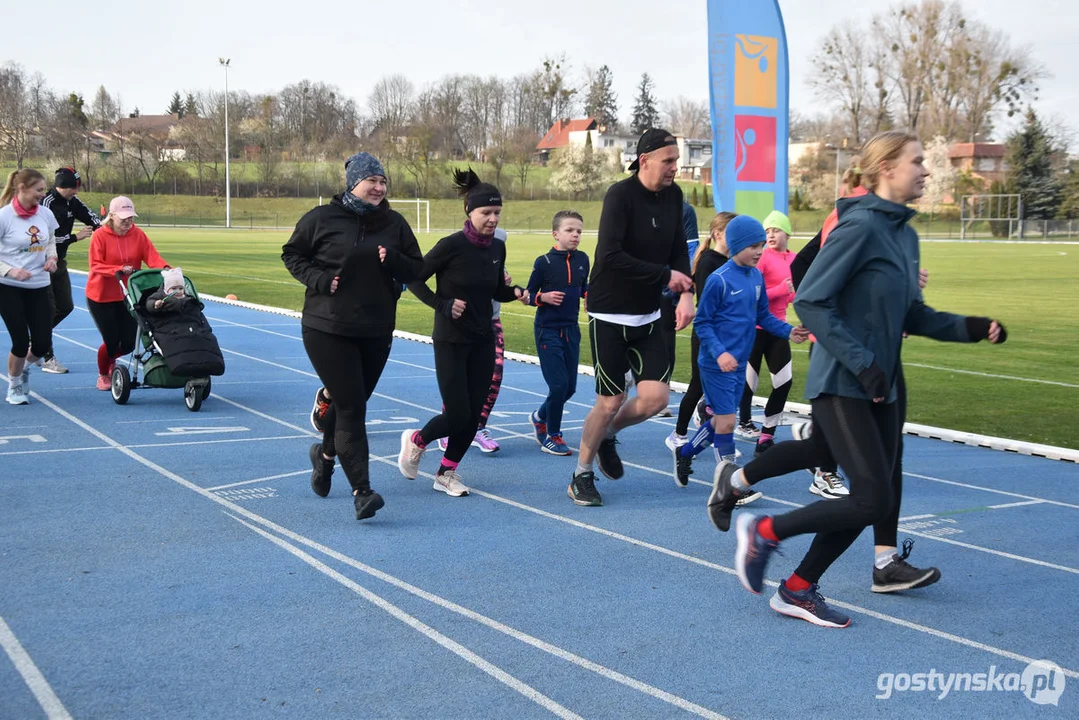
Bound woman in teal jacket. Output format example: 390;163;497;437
717;131;1007;628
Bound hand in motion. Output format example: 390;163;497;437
857;362;889;403
918;268;929;290
541;290;565;306
121;265;134;275
6;268;32;281
378;245;387;263
674;293;695;330
76;227;93;241
668;269;692;294
330;276;339;295
785;278;796;294
451;299;467;319
789;325;810;344
44;257;57;273
717;352;738;372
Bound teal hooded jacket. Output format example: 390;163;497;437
794;192;973;404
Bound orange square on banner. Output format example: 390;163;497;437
734;35;777;109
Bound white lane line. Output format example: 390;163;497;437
904;472;1079;511
0;615;73;720
227;516;584;720
28;391;729;719
207;471;308;491
217;342;1079;568
989;499;1047;510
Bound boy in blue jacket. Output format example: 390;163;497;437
673;215;808;487
527;211;589;456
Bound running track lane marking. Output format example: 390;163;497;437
214;346;1079;575
25;389;733;720
207;387;1079;678
226;515;728;720
225;516;583;720
0;615;73;720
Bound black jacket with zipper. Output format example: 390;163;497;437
282;196;424;338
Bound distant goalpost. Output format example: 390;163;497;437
960;194;1023;240
390;199;431;234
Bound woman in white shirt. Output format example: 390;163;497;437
0;168;58;405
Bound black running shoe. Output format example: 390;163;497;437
694;398;712;428
673;447;693;488
354;488;385;520
310;388;332;433
568;471;603;506
872;539;941;593
707;460;741;532
309;443;333;497
596;437;624;480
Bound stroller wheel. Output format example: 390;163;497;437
201;377;212;400
112;366;131;405
184;380;203;412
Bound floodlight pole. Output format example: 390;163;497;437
219;58;231;228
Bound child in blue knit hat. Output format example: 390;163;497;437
671;215;809;496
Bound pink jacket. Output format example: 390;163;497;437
756;247;795;323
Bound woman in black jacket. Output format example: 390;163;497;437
397;169;525;497
282;152;423;521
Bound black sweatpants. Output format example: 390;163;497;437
0;284;52;359
738;330;793;428
303;327;392;492
421;338;496;464
743;372;909;549
87;298;138;361
675;331;703;436
771;393;902;583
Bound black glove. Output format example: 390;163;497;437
857;362;889;399
965;316;1007;344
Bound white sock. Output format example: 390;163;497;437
575;460;592;476
875;549;896;570
8;377;17;390
730;469;751;492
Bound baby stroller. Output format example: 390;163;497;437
111;268;225;411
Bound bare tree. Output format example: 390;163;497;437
662;97;711;139
809;21;877;143
537;55;578;129
89;85;119;131
0;63;34;168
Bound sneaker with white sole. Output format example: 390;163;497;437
433;470;469;497
541;434;571;456
310;387;331;433
673;447;693;488
735;490;763;506
735;421;761;439
6;384;29;405
397;430;426;479
769;581;851;628
693;399;712;428
41;357;68;374
809;470;849;499
664;431;688;451
872;539;941;593
596;437;623;480
472;428;500;453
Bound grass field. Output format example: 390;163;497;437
64;227;1079;450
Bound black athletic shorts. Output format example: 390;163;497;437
589;316;672;396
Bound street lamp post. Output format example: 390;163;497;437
825;142;843;200
218;57;231;228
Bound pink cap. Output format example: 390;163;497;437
109;196;138;219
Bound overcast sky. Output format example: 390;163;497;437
7;0;1075;142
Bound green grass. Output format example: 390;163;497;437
64;228;1079;449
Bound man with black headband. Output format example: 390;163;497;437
39;167;100;373
568;128;695;507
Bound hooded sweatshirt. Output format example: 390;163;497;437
795;192;971;403
86;224;167;302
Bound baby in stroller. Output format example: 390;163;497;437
146;267;196;314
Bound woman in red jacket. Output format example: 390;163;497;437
86;196;168;390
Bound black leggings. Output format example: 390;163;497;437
770;393;903;583
49;257;74;329
0;284;52;359
421;338;496;464
87;298;137;359
738;330;793;428
303;327;392;492
676;331;703;436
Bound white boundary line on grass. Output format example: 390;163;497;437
0;615;72;720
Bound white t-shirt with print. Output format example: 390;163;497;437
0;203;59;289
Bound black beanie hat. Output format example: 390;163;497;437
55;167;80;189
452;168;502;213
